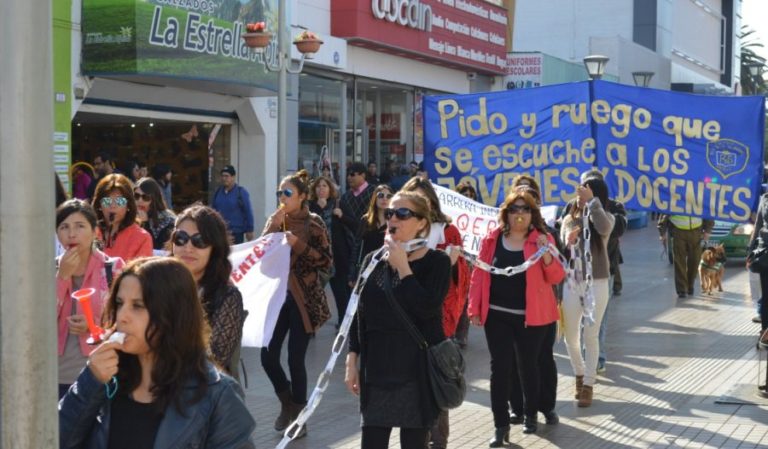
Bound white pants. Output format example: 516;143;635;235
562;278;610;386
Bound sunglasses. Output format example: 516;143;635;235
134;192;152;202
172;230;209;249
100;196;128;208
384;207;422;220
275;188;294;198
506;204;532;214
376;192;394;199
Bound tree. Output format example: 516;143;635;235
740;25;767;95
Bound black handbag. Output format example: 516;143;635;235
382;268;466;410
748;238;768;273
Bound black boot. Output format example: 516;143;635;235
523;415;538;434
488;426;509;448
274;389;293;432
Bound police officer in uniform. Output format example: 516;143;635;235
658;215;714;298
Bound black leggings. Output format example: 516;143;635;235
361;426;429;449
484;310;549;427
260;297;311;403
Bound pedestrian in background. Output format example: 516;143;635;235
212;165;254;244
134;177;175;253
452;181;477;349
172;205;246;379
560;177;614;408
748;193;768;337
92;173;153;262
469;190;564;443
348;184;394;284
345;191;451;449
657;214;713;298
261;170;333;438
309;175;353;329
152;163;174;210
59;257;255;449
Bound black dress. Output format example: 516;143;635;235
349;249;451;428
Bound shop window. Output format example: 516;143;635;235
71;113;230;212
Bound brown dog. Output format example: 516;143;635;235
699;244;725;294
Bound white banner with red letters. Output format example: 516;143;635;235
230;232;291;347
433;183;556;255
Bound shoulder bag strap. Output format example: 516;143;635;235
382;268;428;350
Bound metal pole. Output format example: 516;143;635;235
277;0;288;177
1;0;57;447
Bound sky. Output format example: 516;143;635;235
742;0;768;62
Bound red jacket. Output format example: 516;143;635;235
468;227;564;326
437;224;470;337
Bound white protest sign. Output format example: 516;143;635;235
433;183;557;255
230;232;291;347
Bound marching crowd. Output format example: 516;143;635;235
55;156;766;449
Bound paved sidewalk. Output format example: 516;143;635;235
240;224;768;448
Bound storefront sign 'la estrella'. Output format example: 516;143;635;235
81;0;280;90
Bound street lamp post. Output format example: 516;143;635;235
747;62;763;95
583;55;609;80
632;71;655;88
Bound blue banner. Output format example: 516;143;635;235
424;80;766;222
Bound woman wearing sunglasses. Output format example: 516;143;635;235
468;190;564;443
309;175;353;329
349;184;395;285
345;191;451;449
56;199;125;398
59;257;256;449
261;170;332;437
92;174;153;262
135;177;176;253
401;177;470;449
560;176;614;408
170;205;246;380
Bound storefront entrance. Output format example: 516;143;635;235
71;111;232;211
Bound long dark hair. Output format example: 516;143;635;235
93;174;138;233
569;177;610;248
136;177;169;226
55;173;68;207
103;257;209;414
361;184;394;233
401;176;451;224
172;205;232;316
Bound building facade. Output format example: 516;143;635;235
57;0;510;227
508;0;742;92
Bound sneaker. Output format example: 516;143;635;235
612;290;622;296
677;293;687;299
753;315;762;323
596;362;606;374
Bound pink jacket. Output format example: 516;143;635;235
468;227;564;326
56;250;125;356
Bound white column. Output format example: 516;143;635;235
0;0;57;447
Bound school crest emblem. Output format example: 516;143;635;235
706;139;749;180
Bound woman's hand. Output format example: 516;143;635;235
577;184;594;206
57;248;81;280
66;314;88;335
136;209;148;223
537;234;553;265
87;341;122;384
566;227;581;246
285;231;299;247
384;237;409;273
333;207;343;218
344;353;360;396
470;315;482;326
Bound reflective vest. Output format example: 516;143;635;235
668;215;702;230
